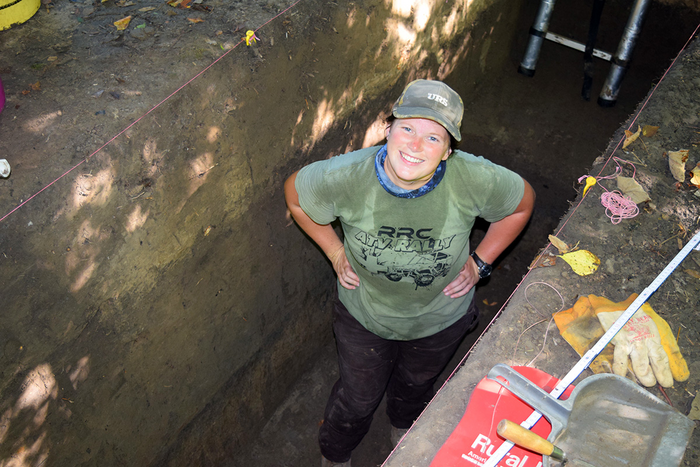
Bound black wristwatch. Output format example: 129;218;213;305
470;251;492;279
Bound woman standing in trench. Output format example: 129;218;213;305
285;79;535;467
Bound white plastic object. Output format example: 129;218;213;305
0;159;10;178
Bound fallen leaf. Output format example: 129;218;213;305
30;81;41;91
529;253;556;269
689;393;700;420
642;125;659;137
548;235;571;254
685;269;700;280
47;56;57;62
139;6;155;11
559;250;600;276
482;299;498;306
617;176;650;204
691;163;700;188
668;149;689;182
623;125;641;149
187;17;204;23
21;90;30;96
167;0;192;8
114;15;132;30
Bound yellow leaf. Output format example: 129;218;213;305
168;0;192;8
690;163;700;188
642;125;659;137
559;250;600;276
139;6;156;11
548;235;571;254
187;17;205;23
114;16;132;30
622;125;641;149
668;149;689;182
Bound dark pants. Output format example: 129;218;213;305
319;297;479;463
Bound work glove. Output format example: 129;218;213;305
592;294;688;387
553;294;689;388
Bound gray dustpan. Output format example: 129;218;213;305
488;364;694;467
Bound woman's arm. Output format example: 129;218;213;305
284;170;360;289
443;178;535;298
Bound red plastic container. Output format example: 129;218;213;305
429;366;574;467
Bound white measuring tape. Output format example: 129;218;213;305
483;228;700;467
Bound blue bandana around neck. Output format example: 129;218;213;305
374;144;446;198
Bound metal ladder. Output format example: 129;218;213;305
519;0;651;106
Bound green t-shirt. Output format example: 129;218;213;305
296;146;524;340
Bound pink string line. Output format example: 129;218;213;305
579;156;640;224
404;23;700;443
601;191;639;224
0;0;303;224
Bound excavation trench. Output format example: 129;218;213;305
0;0;698;465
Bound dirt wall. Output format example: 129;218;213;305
0;0;525;464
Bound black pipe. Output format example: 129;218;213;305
582;0;606;101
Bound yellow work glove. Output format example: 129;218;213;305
592;294;689;388
553;294;689;388
552;296;613;375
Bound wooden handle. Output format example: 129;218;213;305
497;419;565;461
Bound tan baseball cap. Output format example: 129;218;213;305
392;79;464;142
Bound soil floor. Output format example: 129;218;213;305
1;0;700;466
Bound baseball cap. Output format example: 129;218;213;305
392;79;464;141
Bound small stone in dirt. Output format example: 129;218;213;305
109;92;120;99
95;110;105;115
52;42;72;53
130;26;154;40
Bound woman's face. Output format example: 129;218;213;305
383;117;452;190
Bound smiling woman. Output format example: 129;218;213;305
383;118;451;190
285;79;535;466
